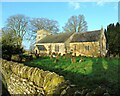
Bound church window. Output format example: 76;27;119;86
85;46;90;51
55;45;59;52
74;44;77;51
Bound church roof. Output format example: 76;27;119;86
37;30;101;43
70;30;101;42
37;32;74;43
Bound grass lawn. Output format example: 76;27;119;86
24;56;119;96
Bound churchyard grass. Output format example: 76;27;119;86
24;56;119;95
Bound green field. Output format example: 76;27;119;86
24;56;119;96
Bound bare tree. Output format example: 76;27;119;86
6;14;29;46
63;15;88;33
30;18;59;34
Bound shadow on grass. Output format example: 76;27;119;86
24;57;119;96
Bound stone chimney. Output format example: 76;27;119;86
36;29;51;42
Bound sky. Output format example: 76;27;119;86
118;1;120;23
1;1;119;50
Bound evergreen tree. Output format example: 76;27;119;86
105;22;120;56
1;28;23;60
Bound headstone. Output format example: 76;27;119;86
71;56;76;63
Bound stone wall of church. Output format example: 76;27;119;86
35;43;65;55
36;30;51;42
70;41;101;57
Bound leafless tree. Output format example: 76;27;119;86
63;15;88;33
6;14;29;46
30;18;59;34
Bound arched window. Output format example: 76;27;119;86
48;45;52;54
55;45;59;52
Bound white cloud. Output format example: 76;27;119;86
69;2;80;10
97;0;106;6
96;0;119;6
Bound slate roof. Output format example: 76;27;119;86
37;32;74;43
36;45;47;51
70;30;101;42
37;30;101;43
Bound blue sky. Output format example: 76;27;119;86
1;2;118;49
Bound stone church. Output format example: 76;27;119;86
34;28;107;57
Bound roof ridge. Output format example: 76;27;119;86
76;30;101;35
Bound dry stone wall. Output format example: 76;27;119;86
1;59;69;95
